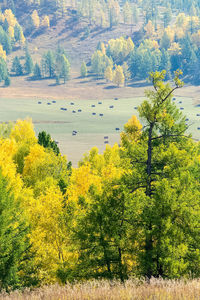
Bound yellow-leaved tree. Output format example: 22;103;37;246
113;65;125;87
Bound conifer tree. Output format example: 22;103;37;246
11;56;23;76
24;47;33;75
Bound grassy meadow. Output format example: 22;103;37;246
0;97;199;165
1;279;200;300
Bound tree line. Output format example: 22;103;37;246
1;71;200;290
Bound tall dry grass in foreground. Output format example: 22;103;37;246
1;278;200;300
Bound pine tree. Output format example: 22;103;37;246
11;56;23;76
33;62;41;79
24;47;33;75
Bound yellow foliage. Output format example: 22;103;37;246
113;65;125;87
4;9;17;27
10;118;37;145
25;185;69;282
0;138;23;197
0;44;6;61
31;10;40;28
8;26;14;39
121;115;142;143
144;20;155;38
165;27;175;42
41;15;50;28
104;66;113;82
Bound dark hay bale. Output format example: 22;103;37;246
99;114;104;117
98;102;102;104
180;107;184;110
186;118;189;121
115;128;120;131
47;103;51;105
91;105;96;107
198;127;200;130
70;102;74;105
179;101;182;104
109;105;114;108
104;136;108;139
78;109;82;112
134;107;138;109
73;130;77;134
114;98;118;100
72;110;76;113
92;112;96;115
38;101;42;104
52;100;56;103
173;97;176;100
104;141;109;144
195;104;200;107
197;114;200;116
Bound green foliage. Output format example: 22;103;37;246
24;47;33;75
0;58;8;82
33;63;41;79
38;131;60;155
11;56;23;76
80;61;87;77
0;171;30;291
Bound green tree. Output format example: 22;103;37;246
38;131;60;155
80;61;87;77
42;50;55;78
0;171;30;290
121;70;200;278
4;76;11;86
33;62;41;79
11;56;23;76
163;5;172;28
60;54;70;83
0;57;8;83
24;47;33;75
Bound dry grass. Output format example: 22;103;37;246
1;278;200;300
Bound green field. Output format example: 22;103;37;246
0;97;199;165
